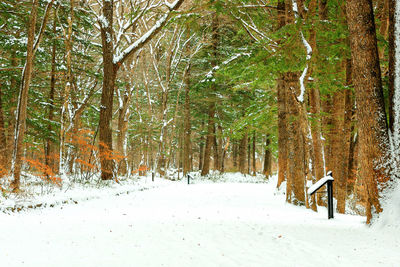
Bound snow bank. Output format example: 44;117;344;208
375;179;400;229
184;171;268;184
0;174;173;213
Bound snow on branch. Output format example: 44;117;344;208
237;4;278;10
201;52;251;83
113;0;185;66
292;0;299;18
164;0;177;10
115;0;160;49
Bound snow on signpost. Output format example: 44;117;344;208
307;171;334;219
307;174;334;195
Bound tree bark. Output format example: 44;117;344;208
199;126;204;171
285;73;306;206
239;132;248;174
263;135;272;178
277;77;288;188
0;86;7;176
247;136;251;174
99;0;117;180
233;141;238;170
11;0;40;192
116;81;133;176
276;0;288;188
45;12;57;174
201;12;219;176
98;0;185;180
389;0;395;131
7;52;18;171
183;60;192;175
331;88;350;213
212;124;219;171
346;0;392;223
201;103;215;176
309;87;325;205
252;133;256;175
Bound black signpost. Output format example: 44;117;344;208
308;171;334;219
187;174;193;185
327;175;334;219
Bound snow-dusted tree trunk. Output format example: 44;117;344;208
238;132;248;175
96;0;185;180
308;0;327;206
183;56;192;175
11;0;54;192
390;0;400;168
0;85;7;176
201;12;219;176
263;135;272;178
99;0;117;180
389;0;395;132
346;0;392;223
59;0;74;176
116;76;135;175
46;10;58;175
276;0;288;189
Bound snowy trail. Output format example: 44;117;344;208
1;181;399;267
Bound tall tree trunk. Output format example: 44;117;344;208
99;0;117;180
318;0;333;176
59;0;74;175
68;114;82;174
247;136;251;174
233;141;238;170
201;103;215;176
263;135;272;178
307;0;326;206
309;87;325;205
331;88;349;213
116;83;132;176
389;0;395;131
7;52;18;171
252;133;256;175
199;127;204;171
332;59;353;214
46;12;57;174
221;136;228;173
201;12;218;176
217;124;224;172
277;77;288;188
11;0;39;192
346;0;392;223
238;133;248;174
183;61;192;175
276;0;288;188
321;97;334;173
285;73;306;206
212;124;219;170
0;87;7;176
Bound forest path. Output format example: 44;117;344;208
1;180;399;267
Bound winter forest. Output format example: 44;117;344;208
1;0;400;266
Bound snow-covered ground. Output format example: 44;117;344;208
0;173;399;267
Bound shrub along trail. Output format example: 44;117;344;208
0;176;398;267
